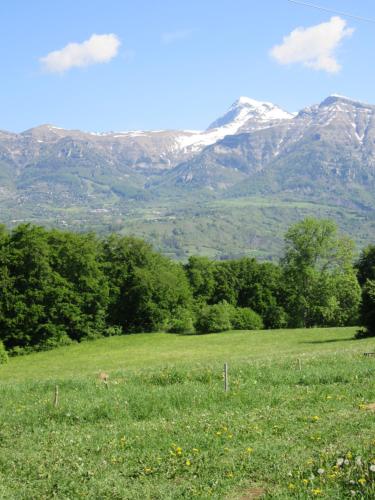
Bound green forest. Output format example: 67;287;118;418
0;217;374;357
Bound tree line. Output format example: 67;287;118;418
0;217;373;355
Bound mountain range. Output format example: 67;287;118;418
1;94;375;259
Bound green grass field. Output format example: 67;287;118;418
0;327;374;499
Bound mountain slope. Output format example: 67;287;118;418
163;95;375;207
0;94;375;259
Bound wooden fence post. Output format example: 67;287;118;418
224;363;229;392
54;385;59;407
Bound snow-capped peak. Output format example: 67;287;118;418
235;96;274;108
175;97;293;153
208;96;293;130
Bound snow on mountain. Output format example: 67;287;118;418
174;97;293;153
209;96;293;129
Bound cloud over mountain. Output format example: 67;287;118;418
270;16;354;73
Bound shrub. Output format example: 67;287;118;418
0;341;8;364
230;307;264;330
357;279;375;338
103;325;124;337
168;309;195;334
195;302;232;334
263;304;288;329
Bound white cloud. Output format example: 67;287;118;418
40;33;121;73
270;16;354;73
161;29;192;44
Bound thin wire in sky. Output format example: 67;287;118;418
287;0;375;24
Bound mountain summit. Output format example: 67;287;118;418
0;94;374;259
0;93;375;204
208;96;293;131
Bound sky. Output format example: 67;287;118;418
1;0;375;132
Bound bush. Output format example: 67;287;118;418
104;325;124;337
263;304;288;329
0;341;8;364
168;309;195;334
358;279;375;338
230;307;264;330
195;302;232;334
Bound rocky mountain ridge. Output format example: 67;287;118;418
0;94;375;258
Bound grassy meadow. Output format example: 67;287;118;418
0;327;374;498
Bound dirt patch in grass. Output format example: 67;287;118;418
236;487;266;499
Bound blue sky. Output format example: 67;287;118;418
1;0;375;132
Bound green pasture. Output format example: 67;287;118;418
0;327;374;499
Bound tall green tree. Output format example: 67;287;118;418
0;225;108;350
356;245;375;286
103;235;192;332
184;256;215;304
360;279;375;337
281;218;361;327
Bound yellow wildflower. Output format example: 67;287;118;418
185;459;191;466
288;483;296;490
311;488;323;496
358;478;366;485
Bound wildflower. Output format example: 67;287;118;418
226;472;234;478
311;488;323;496
288;483;296;490
144;467;152;474
176;447;182;455
303;479;309;485
370;464;375;472
317;468;325;475
312;416;320;422
358;478;366;485
355;457;362;466
337;458;344;466
185;459;191;466
246;447;253;454
346;451;353;460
